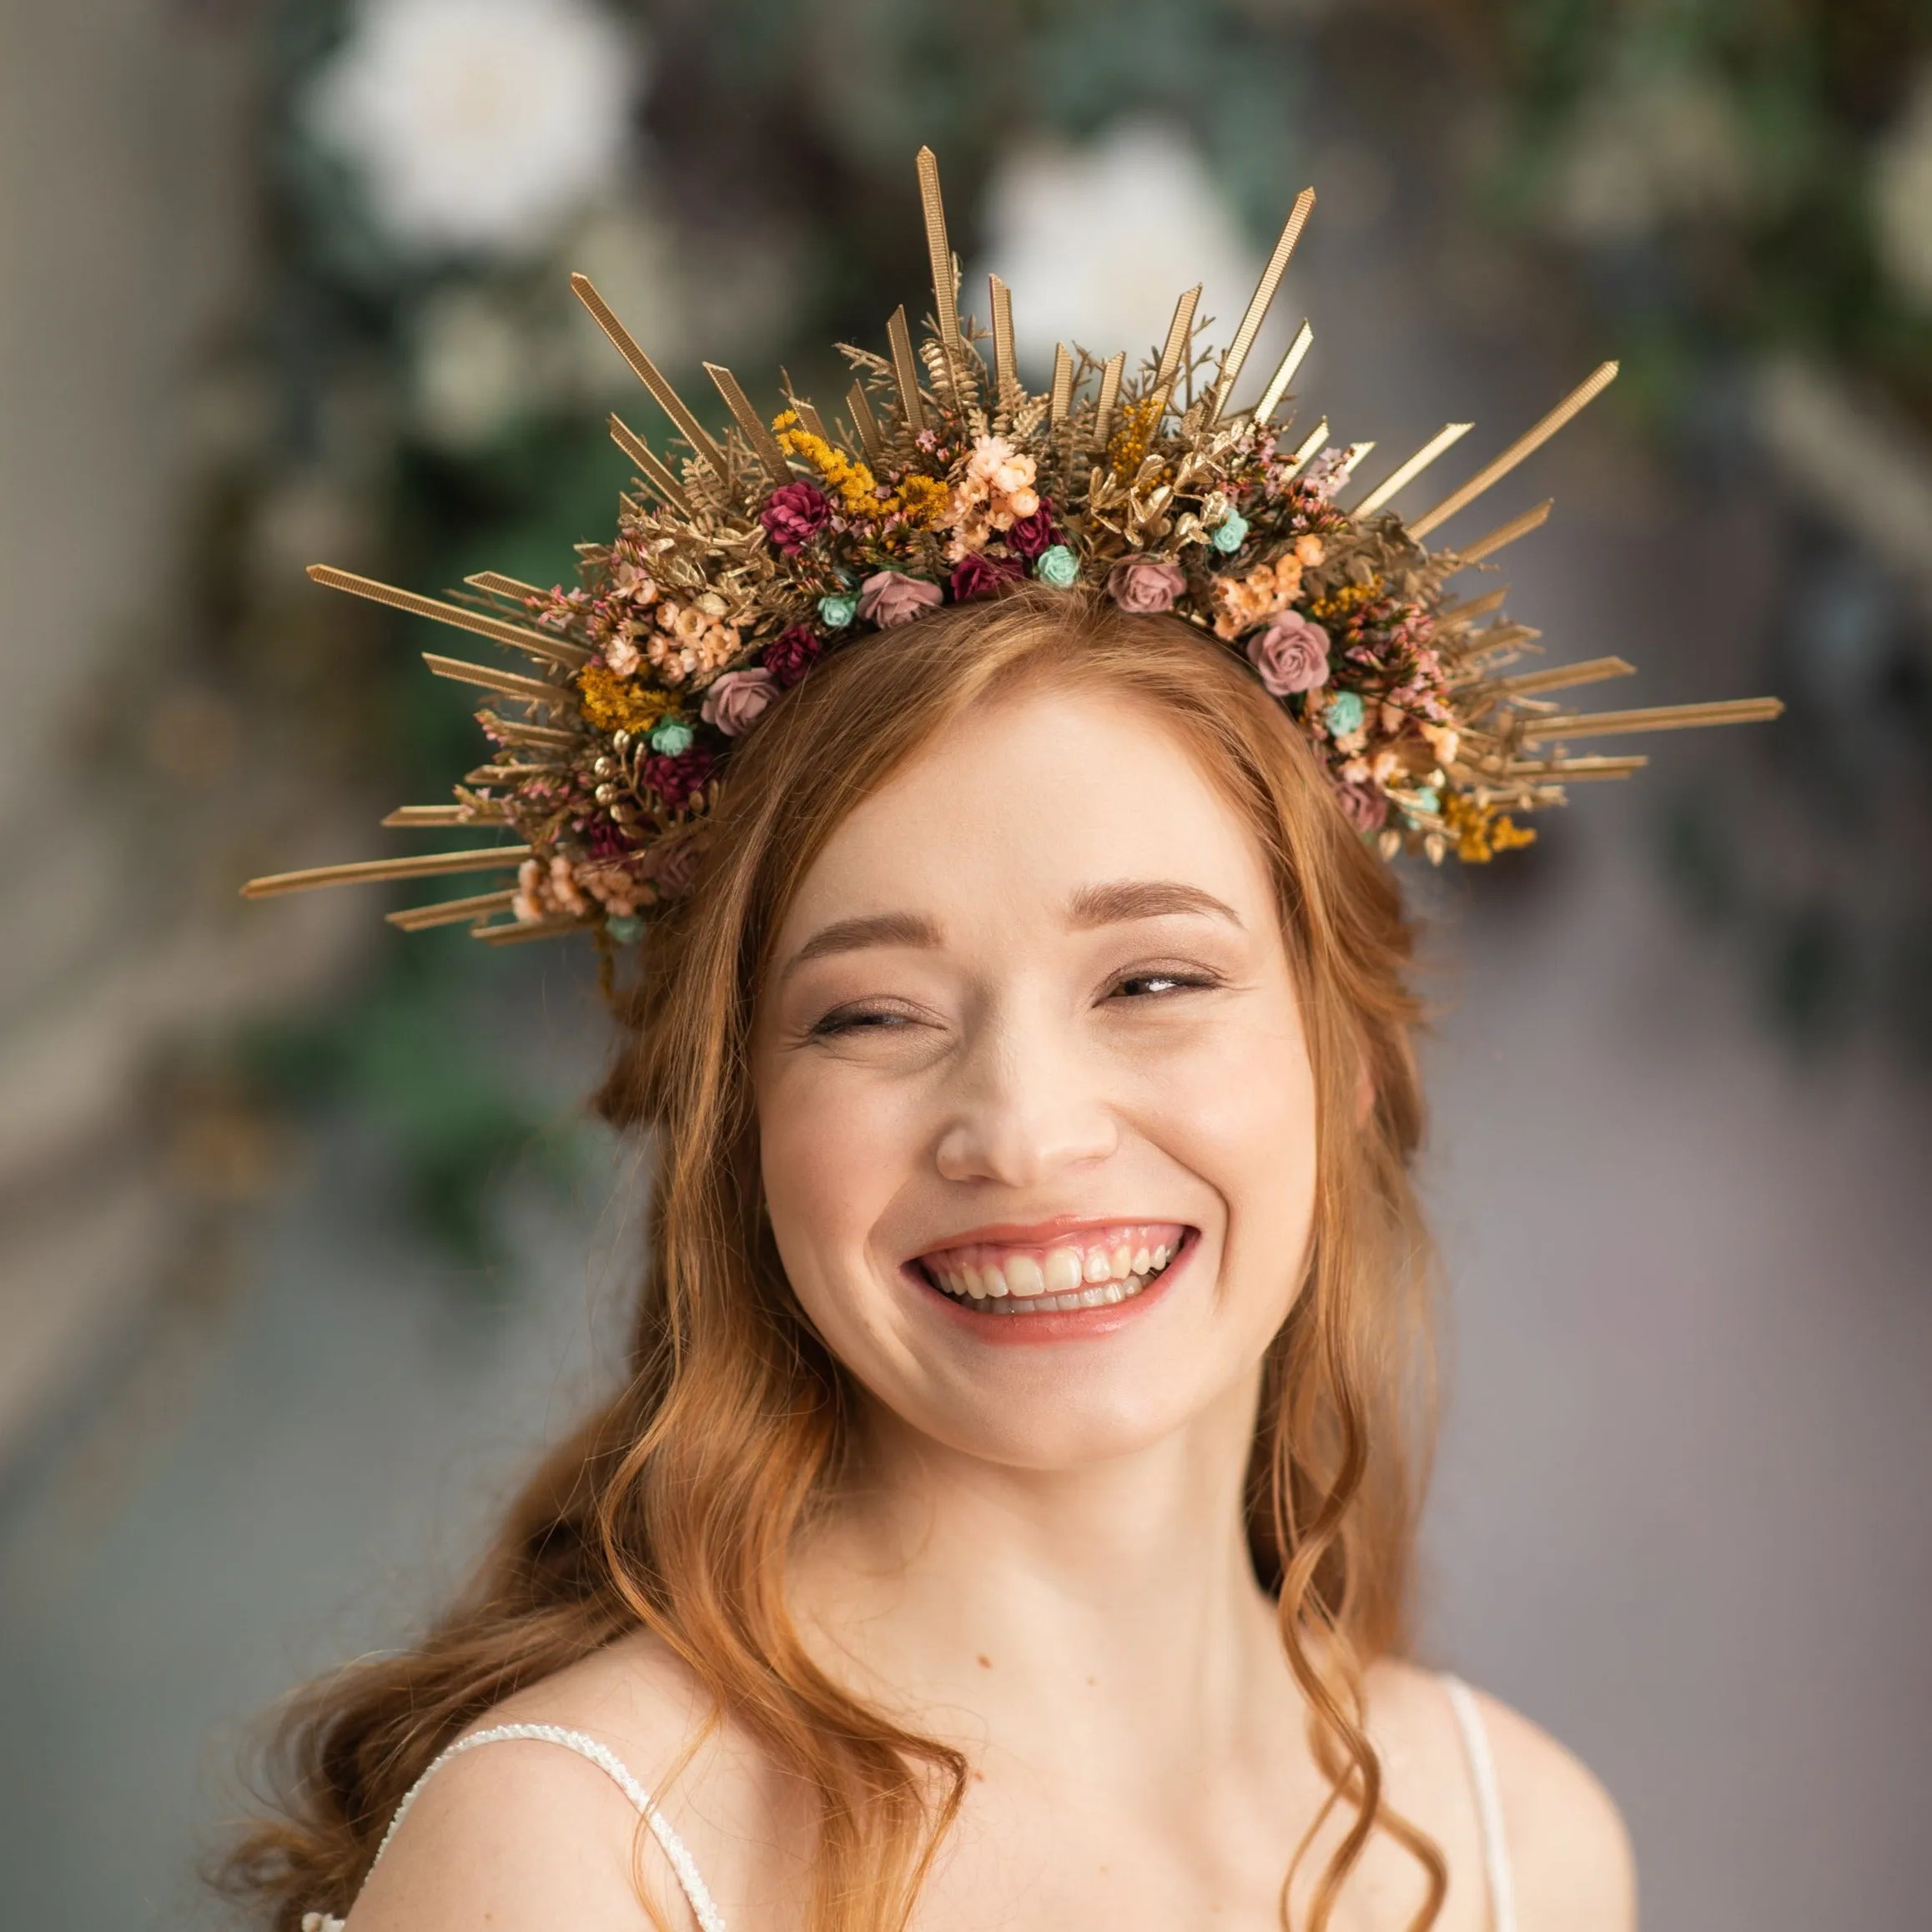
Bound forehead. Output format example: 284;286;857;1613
776;682;1274;936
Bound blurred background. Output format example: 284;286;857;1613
3;1;1929;1926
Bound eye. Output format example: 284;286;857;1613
1105;966;1221;1002
807;1002;918;1039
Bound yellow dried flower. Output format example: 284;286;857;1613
770;410;947;527
1107;398;1163;480
1443;792;1537;863
1308;576;1386;624
578;663;672;734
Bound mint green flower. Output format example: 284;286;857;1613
1034;544;1079;588
1210;511;1250;554
1324;691;1365;737
649;717;695;755
606;914;645;943
818;591;859;629
1411;787;1441;816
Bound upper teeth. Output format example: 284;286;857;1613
921;1225;1181;1310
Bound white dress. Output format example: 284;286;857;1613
306;1673;1515;1932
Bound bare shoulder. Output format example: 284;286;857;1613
1368;1660;1634;1932
346;1633;803;1931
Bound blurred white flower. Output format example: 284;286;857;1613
310;0;642;259
411;286;529;447
974;122;1263;380
1874;65;1932;309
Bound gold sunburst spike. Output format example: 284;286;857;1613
1408;363;1618;540
1252;321;1313;426
422;653;566;705
1154;285;1201;397
779;373;829;444
989;274;1018;409
1519;697;1784;742
847;380;884;460
1049;344;1074;427
1506;753;1649;781
242;847;533;899
704;364;792;476
480;717;579;749
1454;499;1554;566
307;565;589;670
1353;422;1476;517
1492;657;1636;696
1209;188;1316;422
465;571;545;604
886;305;927;435
386;889;519;931
571;273;727;475
381;803;510;828
476;913;586;945
1092;352;1126;451
608;415;694;514
1283;419;1329;476
916;146;963;401
1436;586;1510;626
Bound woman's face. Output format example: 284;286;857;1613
753;682;1318;1470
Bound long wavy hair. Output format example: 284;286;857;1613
224;585;1444;1930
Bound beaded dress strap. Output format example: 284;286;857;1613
300;1721;727;1932
1441;1676;1517;1932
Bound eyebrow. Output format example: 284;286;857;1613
1067;879;1245;930
780;910;943;979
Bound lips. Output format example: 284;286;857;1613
913;1221;1187;1316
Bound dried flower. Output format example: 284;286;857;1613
759;480;830;554
1334;780;1389;834
642;747;716;809
818;591;858;630
1106;554;1187;614
700;667;778;737
577;662;670;733
648;716;694;755
1210;511;1250;554
1323;691;1366;737
1245;611;1331;697
1034;544;1079;588
1006;501;1057;559
858;571;943;626
762;623;823;688
950;552;1024;602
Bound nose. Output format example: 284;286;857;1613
933;1000;1119;1187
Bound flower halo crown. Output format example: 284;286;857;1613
244;148;1780;958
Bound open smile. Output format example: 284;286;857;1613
911;1221;1190;1317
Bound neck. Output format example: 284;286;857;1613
792;1371;1288;1770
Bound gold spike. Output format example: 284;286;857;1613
465;570;545;604
847;380;883;460
242;847;533;899
479;717;579;749
1154;286;1201;396
1504;754;1649;781
1209;188;1316;422
386;889;519;932
782;380;829;442
380;803;509;828
989;274;1018;408
1092;352;1126;451
1353;421;1476;517
1492;657;1636;697
423;652;565;705
1049;344;1073;427
475;914;585;945
1519;697;1784;743
885;306;926;435
1409;363;1618;540
608;414;694;514
1453;499;1554;566
1253;321;1314;426
1436;586;1510;626
1284;420;1329;475
704;363;792;475
570;273;727;474
915;146;963;400
465;762;560;784
306;566;589;670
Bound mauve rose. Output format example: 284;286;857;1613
642;747;717;810
700;667;778;737
1107;555;1187;614
858;571;943;626
1005;501;1057;559
949;551;1024;601
647;833;706;899
758;480;830;554
1333;779;1388;834
762;623;822;688
1245;610;1331;697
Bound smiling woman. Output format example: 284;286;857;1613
227;590;1632;1932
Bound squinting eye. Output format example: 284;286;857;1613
1109;972;1208;1000
809;1006;913;1037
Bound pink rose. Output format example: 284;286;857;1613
1107;554;1187;614
949;551;1024;601
700;667;777;737
758;480;829;554
1245;610;1331;697
762;622;822;688
858;571;943;626
1333;779;1388;834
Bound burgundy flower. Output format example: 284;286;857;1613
642;747;717;810
1106;554;1187;614
762;622;823;688
1333;779;1389;834
1005;501;1057;559
858;571;943;626
579;815;639;859
643;833;706;899
699;667;778;737
949;551;1025;602
759;480;830;554
1245;611;1331;697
